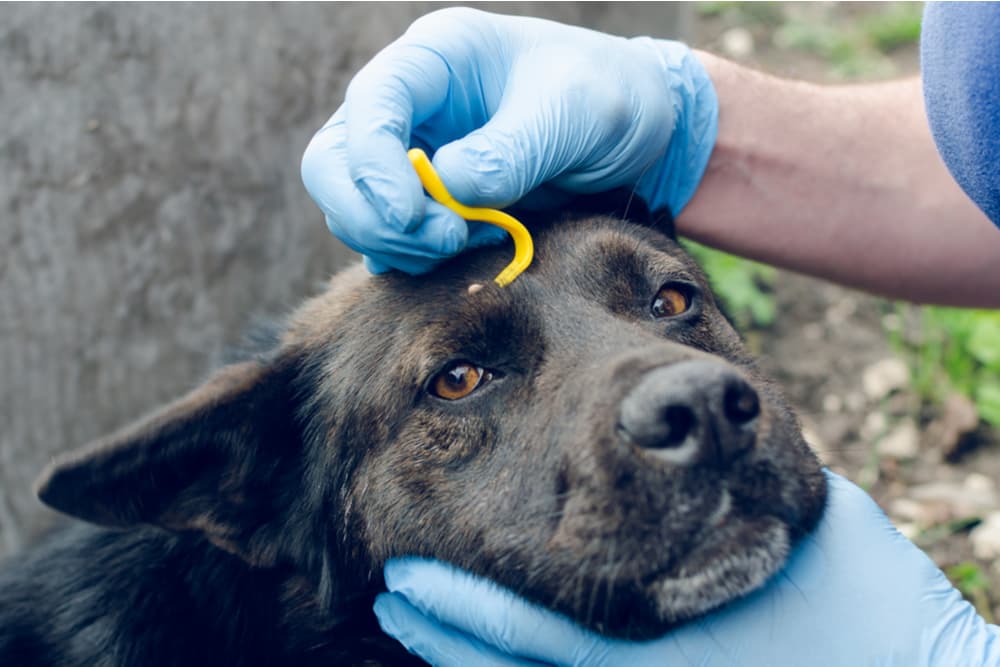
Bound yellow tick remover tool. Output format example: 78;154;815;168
408;148;534;287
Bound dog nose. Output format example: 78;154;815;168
618;360;759;467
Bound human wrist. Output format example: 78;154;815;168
673;53;823;251
633;39;719;219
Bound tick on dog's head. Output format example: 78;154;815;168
35;207;826;639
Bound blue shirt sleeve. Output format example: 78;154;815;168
921;2;1000;228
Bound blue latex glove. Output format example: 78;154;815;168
300;8;717;274
373;471;1000;666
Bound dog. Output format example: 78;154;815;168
0;200;827;665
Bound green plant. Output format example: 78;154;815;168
683;241;776;330
696;1;784;26
888;306;1000;428
773;16;892;79
861;3;923;54
767;2;920;80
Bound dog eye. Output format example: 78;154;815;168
430;362;493;400
651;285;690;318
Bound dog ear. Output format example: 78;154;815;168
35;352;309;567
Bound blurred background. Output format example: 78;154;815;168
2;2;997;621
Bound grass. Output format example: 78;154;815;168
699;1;922;79
862;3;923;53
696;1;785;26
683;241;776;331
887;307;1000;429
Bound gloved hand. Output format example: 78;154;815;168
301;8;717;274
373;470;1000;666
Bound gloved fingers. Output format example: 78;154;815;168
343;40;454;233
369;199;466;256
363;255;393;275
302;116;469;274
817;473;1000;666
360;222;508;276
815;470;940;565
345;202;468;276
326;199;467;275
362;220;506;275
466;221;510;249
374;592;543;667
301;109;355;221
378;478;999;667
430;70;595;208
383;558;613;666
429;34;683;211
359;248;443;276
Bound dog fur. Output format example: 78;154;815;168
0;203;826;665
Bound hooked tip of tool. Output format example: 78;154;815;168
409;147;534;287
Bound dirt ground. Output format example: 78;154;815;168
693;2;999;621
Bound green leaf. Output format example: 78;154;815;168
861;4;923;53
968;312;1000;368
946;561;990;595
975;382;1000;427
683;242;776;330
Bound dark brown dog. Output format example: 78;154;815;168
0;207;826;665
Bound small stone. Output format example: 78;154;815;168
86;118;100;132
925;393;981;461
881;312;903;333
910;480;997;519
889;497;926;523
946;394;981;432
971;511;1000;560
878;418;919;460
720;27;755;59
802;323;824;341
887;479;908;497
862;358;911;401
822;394;842;413
861;412;888;441
966;473;996;495
895;522;920;541
844;391;867;412
825;297;858;325
467;283;484;295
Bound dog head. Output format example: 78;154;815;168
36;209;826;639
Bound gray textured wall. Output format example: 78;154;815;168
0;3;687;559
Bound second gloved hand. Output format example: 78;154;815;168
373;471;1000;666
301;8;718;274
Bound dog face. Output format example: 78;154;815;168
36;213;826;639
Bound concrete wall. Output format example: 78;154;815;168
0;2;688;559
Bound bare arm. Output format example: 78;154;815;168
679;52;1000;307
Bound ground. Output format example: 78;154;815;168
692;1;999;622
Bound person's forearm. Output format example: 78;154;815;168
678;51;1000;307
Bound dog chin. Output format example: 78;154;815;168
646;515;790;627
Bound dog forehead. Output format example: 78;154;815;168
281;217;686;348
535;217;690;276
282;263;373;346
